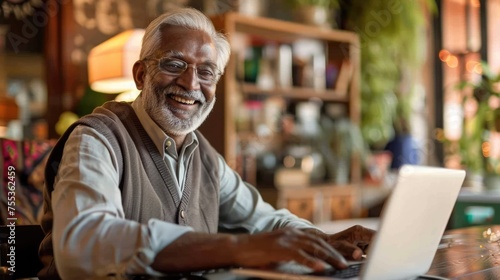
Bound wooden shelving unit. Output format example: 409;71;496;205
240;83;351;103
200;13;362;222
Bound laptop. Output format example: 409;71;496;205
229;165;466;280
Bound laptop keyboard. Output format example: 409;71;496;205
308;263;363;279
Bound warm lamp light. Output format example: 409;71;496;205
88;29;145;94
0;95;20;138
0;95;19;124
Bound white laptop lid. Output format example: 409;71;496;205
229;165;465;280
361;165;465;280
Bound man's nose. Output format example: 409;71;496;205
175;66;200;90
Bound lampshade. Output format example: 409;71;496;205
88;29;145;94
115;89;141;102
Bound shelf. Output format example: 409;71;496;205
240;83;350;103
274;184;359;223
201;13;362;203
213;12;359;45
199;13;364;222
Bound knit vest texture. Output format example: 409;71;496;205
38;101;220;279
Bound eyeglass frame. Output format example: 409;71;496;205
142;56;222;85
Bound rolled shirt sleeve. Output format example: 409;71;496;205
51;126;193;279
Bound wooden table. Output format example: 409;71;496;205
426;225;500;279
127;225;500;279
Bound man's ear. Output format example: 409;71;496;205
133;61;146;90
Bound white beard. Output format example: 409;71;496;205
141;81;216;136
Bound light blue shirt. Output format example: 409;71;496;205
51;95;316;279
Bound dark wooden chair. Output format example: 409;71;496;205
0;224;44;279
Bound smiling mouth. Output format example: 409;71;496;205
169;95;197;105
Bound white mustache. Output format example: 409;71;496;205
160;85;206;103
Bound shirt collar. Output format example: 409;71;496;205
131;94;198;157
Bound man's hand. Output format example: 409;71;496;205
302;225;375;261
233;227;348;271
152;227;371;274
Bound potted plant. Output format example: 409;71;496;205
287;0;340;27
457;61;500;190
318;103;371;184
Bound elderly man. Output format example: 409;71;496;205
38;7;373;279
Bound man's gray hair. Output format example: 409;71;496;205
140;8;231;74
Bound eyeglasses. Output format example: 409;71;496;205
144;57;221;85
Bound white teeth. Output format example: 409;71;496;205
171;95;195;105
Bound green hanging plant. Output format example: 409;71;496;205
343;0;436;149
